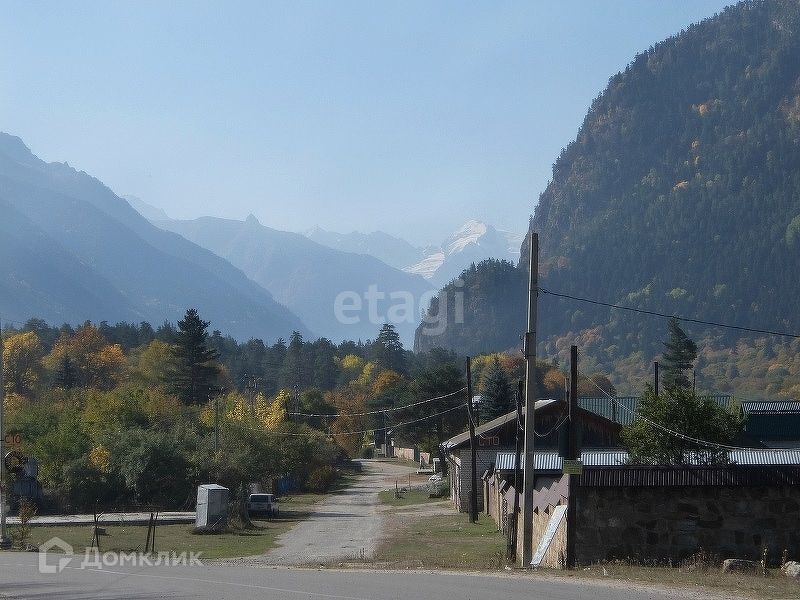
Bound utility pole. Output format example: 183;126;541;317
521;231;538;566
507;379;524;562
465;357;478;523
654;361;659;396
566;345;579;569
214;394;220;453
0;320;9;548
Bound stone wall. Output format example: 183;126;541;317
575;485;800;565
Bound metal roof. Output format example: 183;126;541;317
741;400;800;414
495;450;629;471
495;448;800;471
442;399;557;450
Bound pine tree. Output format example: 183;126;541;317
371;324;406;374
480;357;512;421
165;309;221;404
661;318;697;389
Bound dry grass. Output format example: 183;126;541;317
375;512;506;570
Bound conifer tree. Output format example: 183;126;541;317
165;309;221;404
480;357;513;421
372;324;406;374
661;318;697;389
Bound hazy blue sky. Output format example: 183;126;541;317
1;1;732;244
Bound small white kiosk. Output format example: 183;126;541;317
195;484;229;530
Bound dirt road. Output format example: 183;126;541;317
257;459;417;565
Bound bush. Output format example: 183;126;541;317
305;465;337;492
359;446;374;459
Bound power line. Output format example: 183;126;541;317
578;365;792;453
227;402;468;438
288;387;466;418
539;287;800;339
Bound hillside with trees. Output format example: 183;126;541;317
416;0;800;398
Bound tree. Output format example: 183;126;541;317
371;324;406;374
3;331;44;397
43;324;126;390
165;309;221;404
661;318;698;389
621;386;743;465
479;357;513;421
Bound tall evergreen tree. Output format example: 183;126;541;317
165;309;221;404
480;357;512;421
371;324;406;374
661;318;698;389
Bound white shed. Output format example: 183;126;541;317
195;484;229;530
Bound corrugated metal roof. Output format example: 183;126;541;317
580;466;800;487
495;448;800;471
495;450;629;471
742;400;800;414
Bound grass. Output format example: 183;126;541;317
375;513;506;570
23;490;329;560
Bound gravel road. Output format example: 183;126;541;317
256;459;417;565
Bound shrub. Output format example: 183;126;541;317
306;465;337;492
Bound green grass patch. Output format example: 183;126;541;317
27;520;297;559
376;513;505;570
25;492;327;560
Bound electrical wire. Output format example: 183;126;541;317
578;364;793;453
287;387;466;418
227;402;468;438
539;287;800;339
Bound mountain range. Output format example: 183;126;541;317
415;0;800;395
308;220;522;287
151;213;433;344
0;133;307;342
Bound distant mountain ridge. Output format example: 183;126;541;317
308;220;522;287
0;133;308;341
403;220;522;285
151;214;433;345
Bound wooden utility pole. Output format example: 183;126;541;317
566;345;579;569
506;379;524;561
214;395;220;453
654;361;659;396
465;357;478;523
521;231;539;566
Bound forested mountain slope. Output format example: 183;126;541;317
416;0;800;396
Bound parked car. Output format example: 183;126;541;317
246;493;278;517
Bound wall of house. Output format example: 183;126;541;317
449;448;511;512
575;485;800;564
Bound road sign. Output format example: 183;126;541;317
562;459;583;475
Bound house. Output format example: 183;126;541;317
741;400;800;448
485;448;800;567
442;398;621;513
